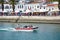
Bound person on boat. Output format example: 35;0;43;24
16;24;19;27
28;25;33;28
15;24;20;29
24;25;33;28
24;25;28;28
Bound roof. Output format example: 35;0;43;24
47;4;58;6
27;2;41;4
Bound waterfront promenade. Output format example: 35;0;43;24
0;16;60;23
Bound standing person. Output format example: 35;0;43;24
16;24;19;27
15;24;20;29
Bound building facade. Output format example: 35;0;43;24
15;0;59;16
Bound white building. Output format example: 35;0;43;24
15;3;49;13
15;3;25;13
15;3;40;13
47;2;59;11
3;4;13;13
47;2;59;16
15;0;48;13
15;1;59;16
0;4;2;12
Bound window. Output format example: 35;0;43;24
37;6;39;8
10;6;12;9
5;6;9;9
40;7;41;9
49;9;51;11
19;5;23;8
28;6;31;10
22;5;23;8
18;6;19;8
52;8;54;10
44;7;45;9
20;5;21;8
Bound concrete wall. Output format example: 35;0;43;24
0;16;60;23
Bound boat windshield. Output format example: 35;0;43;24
24;25;33;28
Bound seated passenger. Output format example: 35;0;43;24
24;26;28;28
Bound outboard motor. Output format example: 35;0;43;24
32;27;38;29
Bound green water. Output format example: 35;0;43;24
0;23;60;40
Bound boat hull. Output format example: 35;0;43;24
14;29;33;31
14;28;33;31
0;27;38;32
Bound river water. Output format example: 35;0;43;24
0;22;60;40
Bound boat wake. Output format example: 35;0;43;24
0;28;8;30
0;28;33;32
0;28;16;31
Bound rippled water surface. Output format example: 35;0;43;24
0;23;60;40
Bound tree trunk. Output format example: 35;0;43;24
11;0;15;12
1;0;4;11
13;3;15;12
58;0;60;15
58;0;60;9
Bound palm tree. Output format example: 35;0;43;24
10;0;15;12
58;0;60;9
58;0;60;15
0;0;4;11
